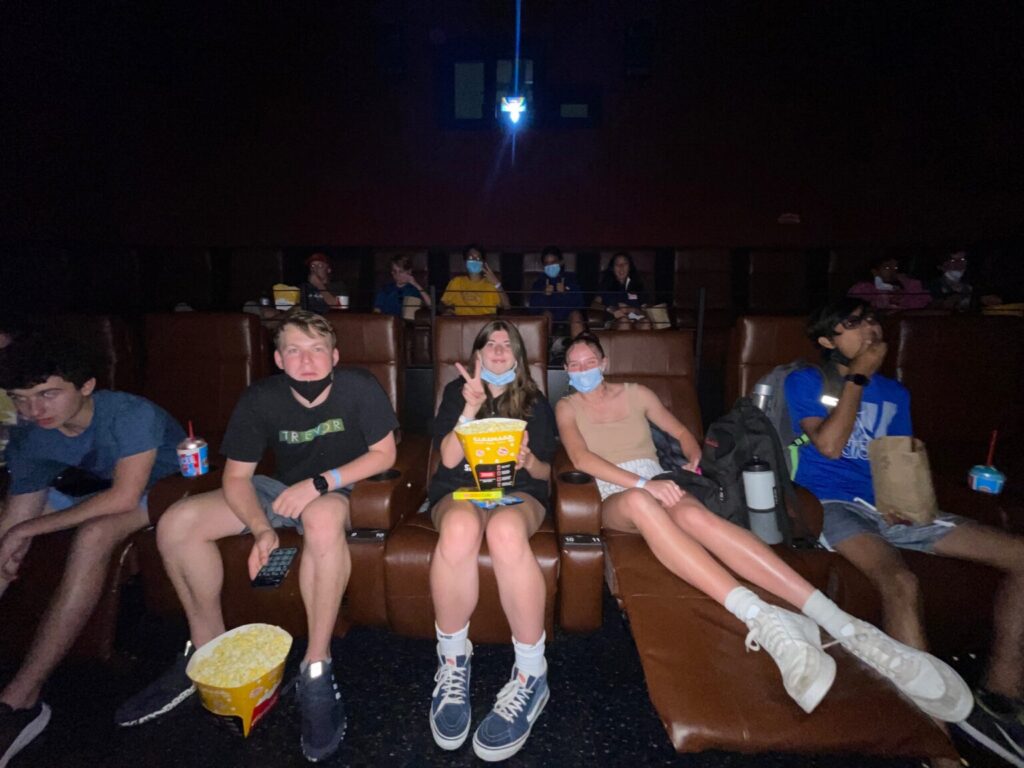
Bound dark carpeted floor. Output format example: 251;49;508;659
4;586;1003;768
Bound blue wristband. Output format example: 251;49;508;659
635;477;648;489
329;468;342;490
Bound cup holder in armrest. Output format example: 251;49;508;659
367;469;402;482
558;470;593;484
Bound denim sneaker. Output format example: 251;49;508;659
956;690;1024;768
115;642;195;727
0;701;51;768
472;665;549;762
744;605;836;714
429;640;473;750
831;618;972;722
298;659;346;763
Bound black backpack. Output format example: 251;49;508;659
650;399;808;545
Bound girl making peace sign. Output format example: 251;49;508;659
425;319;557;762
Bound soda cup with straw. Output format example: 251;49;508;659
968;429;1005;494
177;419;210;477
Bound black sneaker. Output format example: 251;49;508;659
955;689;1024;768
0;701;51;768
115;642;196;727
298;660;346;763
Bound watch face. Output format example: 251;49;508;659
312;475;329;494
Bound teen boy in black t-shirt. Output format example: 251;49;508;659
117;311;398;764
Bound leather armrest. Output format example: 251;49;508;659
147;469;224;526
932;472;1019;530
350;433;430;531
552;447;603;537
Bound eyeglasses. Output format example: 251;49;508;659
840;313;880;330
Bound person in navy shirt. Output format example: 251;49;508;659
787;299;1024;755
0;335;184;766
528;246;584;339
373;254;432;318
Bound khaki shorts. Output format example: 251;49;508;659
430;491;545;535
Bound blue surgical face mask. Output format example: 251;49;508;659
543;263;561;279
466;259;484;275
568;366;603;393
481;365;516;386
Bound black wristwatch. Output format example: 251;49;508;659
312;475;330;495
844;373;871;387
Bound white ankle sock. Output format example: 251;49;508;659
724;586;763;622
801;590;856;640
436;622;470;660
512;632;547;679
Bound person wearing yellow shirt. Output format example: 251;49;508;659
440;245;511;316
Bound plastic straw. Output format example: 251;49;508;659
986;430;998;466
188;420;195;440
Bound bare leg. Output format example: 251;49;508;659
485;497;545;645
668;500;815;609
933;524;1024;698
0;506;149;709
834;533;928;648
430;497;484;634
156;490;247;649
298;495;351;663
602;489;743;604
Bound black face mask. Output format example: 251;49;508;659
828;347;852;366
287;371;334;403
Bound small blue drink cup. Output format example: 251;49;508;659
968;465;1005;495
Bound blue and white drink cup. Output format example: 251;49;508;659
968;465;1005;495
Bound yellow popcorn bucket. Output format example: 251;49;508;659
454;417;527;489
186;623;292;737
272;283;301;309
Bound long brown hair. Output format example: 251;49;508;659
470;319;541;419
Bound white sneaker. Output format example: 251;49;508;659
832;619;973;722
745;605;836;714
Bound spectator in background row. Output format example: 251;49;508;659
528;246;585;340
592;252;651;329
440;245;510;316
928;250;1002;311
846;256;931;312
302;253;350;314
374;254;432;318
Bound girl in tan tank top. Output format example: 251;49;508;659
553;333;971;721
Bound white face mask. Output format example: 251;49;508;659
944;270;964;282
874;275;895;291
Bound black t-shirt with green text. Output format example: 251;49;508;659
221;368;398;486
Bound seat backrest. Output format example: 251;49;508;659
432;315;549;413
893;315;1024;470
725;315;818;406
142;313;268;454
325;312;404;417
43;314;141;393
747;251;808;314
673;249;733;328
596;329;702;440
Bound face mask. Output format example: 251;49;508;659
874;275;895;291
287;371;333;403
944;270;964;282
568;367;604;393
481;365;516;386
466;260;484;275
543;264;561;279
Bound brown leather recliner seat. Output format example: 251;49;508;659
383;315;564;642
556;327;955;759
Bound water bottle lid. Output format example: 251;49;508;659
743;456;771;472
753;383;773;397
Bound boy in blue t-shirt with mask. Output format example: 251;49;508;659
0;335;183;766
786;299;1024;763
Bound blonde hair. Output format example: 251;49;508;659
274;309;337;351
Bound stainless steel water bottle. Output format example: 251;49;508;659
742;455;782;544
